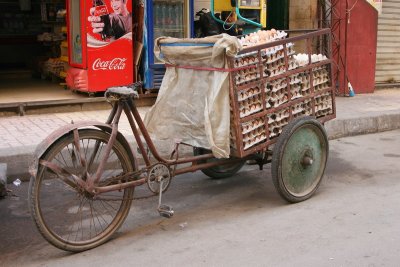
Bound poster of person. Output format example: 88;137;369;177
87;0;133;47
84;0;134;90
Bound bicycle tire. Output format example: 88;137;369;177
29;129;134;252
193;148;245;179
271;116;328;203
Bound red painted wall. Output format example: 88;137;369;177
333;0;378;94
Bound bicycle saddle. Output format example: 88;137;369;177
105;82;142;101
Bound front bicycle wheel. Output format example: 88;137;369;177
29;129;134;252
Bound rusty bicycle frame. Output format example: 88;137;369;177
41;28;335;199
80;97;249;196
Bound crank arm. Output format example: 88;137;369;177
157;180;174;218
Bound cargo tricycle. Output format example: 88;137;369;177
28;28;335;252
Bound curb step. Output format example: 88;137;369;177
0;163;7;198
0;69;32;80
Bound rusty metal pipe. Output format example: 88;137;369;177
174;153;214;164
88;103;123;190
127;100;172;164
94;177;147;194
105;103;118;124
122;101;152;166
174;157;247;175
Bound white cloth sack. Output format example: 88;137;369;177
143;34;241;158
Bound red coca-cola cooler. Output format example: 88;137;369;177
66;0;134;94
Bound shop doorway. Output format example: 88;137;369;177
267;0;289;30
0;0;89;114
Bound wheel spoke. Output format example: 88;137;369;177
55;147;72;171
66;144;78;169
40;160;80;190
90;201;108;233
73;129;87;171
89;200;96;239
100;198;122;215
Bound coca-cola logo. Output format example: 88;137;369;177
94;5;108;16
92;58;127;71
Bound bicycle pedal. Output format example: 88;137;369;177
158;204;174;218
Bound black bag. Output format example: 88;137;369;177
196;9;221;37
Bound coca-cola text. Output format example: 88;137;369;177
94;5;108;16
92;58;127;71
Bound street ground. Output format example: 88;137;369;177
1;129;400;267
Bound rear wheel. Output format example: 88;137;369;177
271;117;328;203
29;129;134;252
194;148;245;179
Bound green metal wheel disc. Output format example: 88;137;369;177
280;124;327;197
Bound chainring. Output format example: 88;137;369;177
146;163;171;194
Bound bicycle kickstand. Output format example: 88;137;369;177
157;180;174;218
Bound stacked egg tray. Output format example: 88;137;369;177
228;33;335;157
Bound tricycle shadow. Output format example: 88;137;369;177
120;167;298;239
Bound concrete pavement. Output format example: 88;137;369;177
2;130;400;266
0;88;399;181
326;88;400;138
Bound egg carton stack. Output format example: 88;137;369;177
294;53;328;67
231;78;264;149
229;115;267;151
294;54;329;90
293;99;313;119
234;65;260;85
264;75;303;108
237;85;263;118
240;117;267;150
230;30;333;153
230;33;268;150
293;54;333;118
228;29;335;156
312;66;330;91
257;43;298;110
238;29;288;47
312;65;333;117
265;78;288;108
267;108;290;138
315;93;333;117
289;73;303;99
231;52;265;151
262;44;297;78
297;72;311;96
234;29;291;86
262;44;302;140
231;30;300;151
233;54;260;85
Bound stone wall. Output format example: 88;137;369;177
289;0;319;53
289;0;318;30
